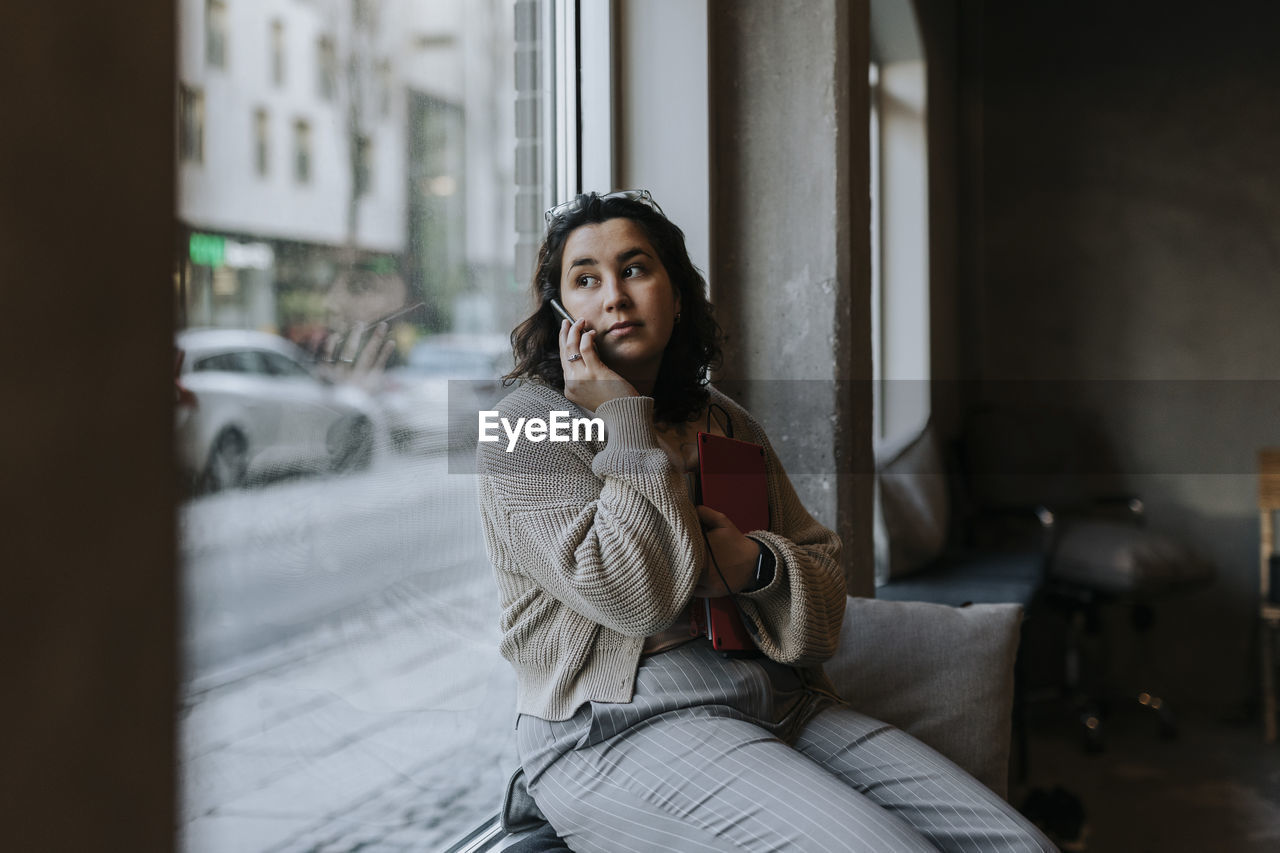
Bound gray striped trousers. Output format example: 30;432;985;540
516;640;1055;852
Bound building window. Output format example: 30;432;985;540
293;119;311;183
271;19;286;87
354;134;372;196
206;0;227;69
317;36;337;100
354;0;378;32
377;58;392;117
254;109;270;177
179;85;205;164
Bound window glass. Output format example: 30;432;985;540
253;108;270;177
237;349;271;375
868;0;930;446
176;1;545;849
270;20;286;87
354;133;372;197
260;350;312;378
376;58;392;116
293;119;312;183
317;36;338;100
180;85;205;165
193;351;252;373
206;0;228;69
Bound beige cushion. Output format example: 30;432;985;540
876;423;950;583
825;597;1022;799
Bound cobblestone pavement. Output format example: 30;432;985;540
181;576;518;852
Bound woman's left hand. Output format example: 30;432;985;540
693;505;761;597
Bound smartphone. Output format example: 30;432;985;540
549;298;575;324
372;300;425;326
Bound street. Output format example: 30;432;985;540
182;451;485;674
180;453;517;851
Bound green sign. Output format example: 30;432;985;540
189;233;225;267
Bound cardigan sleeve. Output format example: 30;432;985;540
477;387;705;638
724;400;847;665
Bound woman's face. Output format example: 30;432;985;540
558;217;681;384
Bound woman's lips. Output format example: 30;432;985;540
606;322;641;336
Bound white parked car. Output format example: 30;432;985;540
175;328;382;492
375;334;512;456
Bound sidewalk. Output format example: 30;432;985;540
181;582;518;852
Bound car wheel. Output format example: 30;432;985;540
202;428;249;493
329;415;373;473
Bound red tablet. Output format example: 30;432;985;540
697;432;769;534
694;432;770;654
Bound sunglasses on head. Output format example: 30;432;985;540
543;189;664;227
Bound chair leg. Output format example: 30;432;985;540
1129;603;1178;740
1263;619;1278;744
1065;606;1107;753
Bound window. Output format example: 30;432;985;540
376;58;392;117
293;118;311;183
354;133;372;196
253;108;269;177
353;0;378;32
193;351;252;373
869;0;930;444
870;0;931;595
317;36;337;100
179;85;204;164
176;1;546;849
270;19;285;87
259;350;312;378
205;0;227;69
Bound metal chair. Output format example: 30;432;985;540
960;403;1215;752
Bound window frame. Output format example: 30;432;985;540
549;0;613;204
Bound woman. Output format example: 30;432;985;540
477;191;1052;852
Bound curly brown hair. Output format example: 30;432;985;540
506;192;723;424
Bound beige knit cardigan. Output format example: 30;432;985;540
476;382;846;721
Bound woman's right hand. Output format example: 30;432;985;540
559;318;639;411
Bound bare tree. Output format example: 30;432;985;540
316;0;410;358
317;0;381;255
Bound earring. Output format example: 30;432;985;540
675;313;681;324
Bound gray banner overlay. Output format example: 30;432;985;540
444;379;1280;476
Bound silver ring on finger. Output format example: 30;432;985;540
567;353;583;362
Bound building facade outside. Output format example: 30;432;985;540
176;0;519;351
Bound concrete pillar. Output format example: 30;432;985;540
709;0;874;596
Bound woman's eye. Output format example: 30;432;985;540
575;274;598;288
623;264;645;278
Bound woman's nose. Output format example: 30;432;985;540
600;275;632;312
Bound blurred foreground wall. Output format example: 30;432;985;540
0;2;177;849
